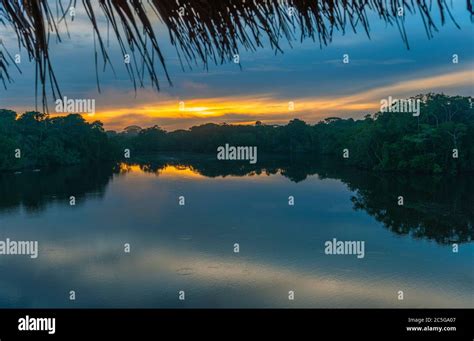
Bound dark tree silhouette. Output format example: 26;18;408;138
2;94;473;173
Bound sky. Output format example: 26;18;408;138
1;0;473;131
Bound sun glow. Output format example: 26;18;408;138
119;163;204;179
45;67;473;131
158;165;204;179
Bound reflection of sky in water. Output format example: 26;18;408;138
0;166;472;308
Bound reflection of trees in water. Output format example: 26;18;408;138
318;170;474;245
0;157;472;244
133;156;474;244
129;154;324;182
0;163;119;214
1;1;472;108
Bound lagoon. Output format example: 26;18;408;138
0;157;472;308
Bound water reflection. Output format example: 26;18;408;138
0;156;472;308
2;241;469;308
0;163;119;215
2;156;472;245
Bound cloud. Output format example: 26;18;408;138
16;240;473;308
72;65;472;131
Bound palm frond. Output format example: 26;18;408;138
0;0;471;111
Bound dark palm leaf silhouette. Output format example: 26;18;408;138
0;0;472;110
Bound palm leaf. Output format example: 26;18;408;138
0;0;471;111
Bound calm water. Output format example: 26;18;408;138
0;156;473;308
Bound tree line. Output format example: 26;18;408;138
0;111;114;171
1;93;473;173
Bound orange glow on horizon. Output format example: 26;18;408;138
120;163;205;179
45;67;473;131
158;165;204;179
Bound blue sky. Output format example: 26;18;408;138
1;0;473;131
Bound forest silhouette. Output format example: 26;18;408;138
1;93;473;173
